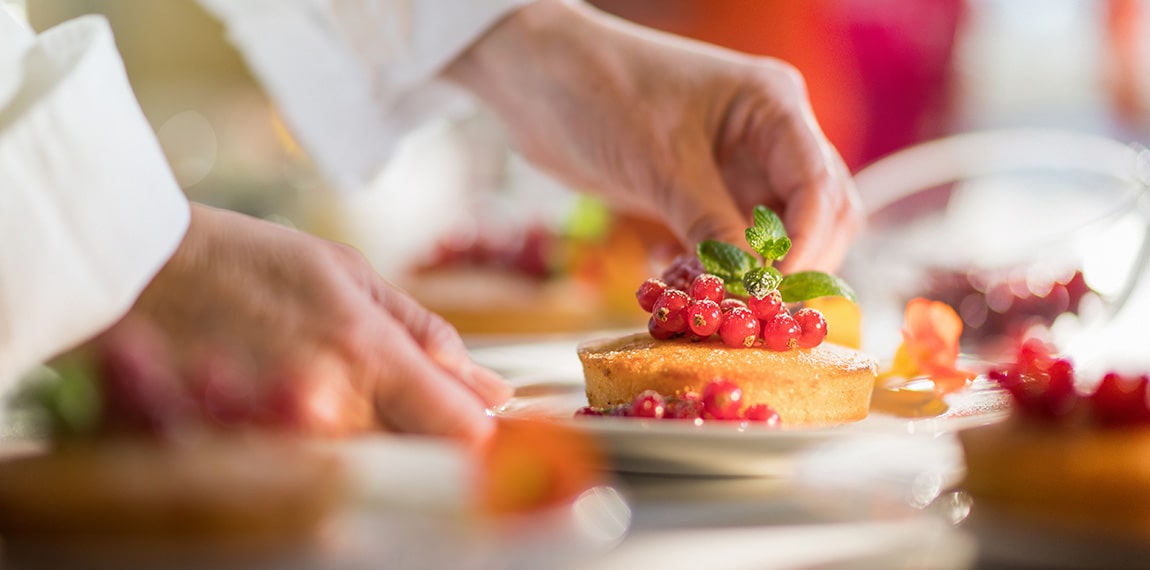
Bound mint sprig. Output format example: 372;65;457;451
695;205;856;302
745;206;791;262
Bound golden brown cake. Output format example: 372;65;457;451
0;435;346;540
577;332;877;425
960;418;1150;542
959;340;1150;544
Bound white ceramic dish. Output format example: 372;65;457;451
494;375;1008;477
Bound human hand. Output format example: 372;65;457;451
98;204;510;442
445;0;862;272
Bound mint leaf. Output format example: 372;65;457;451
724;279;748;297
743;266;783;299
745;206;791;261
696;240;759;283
752;205;788;240
778;271;858;303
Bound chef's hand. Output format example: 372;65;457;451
445;0;862;272
102;204;510;442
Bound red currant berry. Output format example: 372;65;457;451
747;290;783;321
743;403;781;426
575;406;602;417
702;379;743;420
793;308;828;349
1091;373;1150;425
660;254;705;291
666;392;704;420
653;289;690;332
635;278;668;313
689;274;725;303
762;311;801;351
719;298;747;313
686;299;722;337
607;404;632;417
719;307;758;348
631;390;666;419
1040;358;1078;416
648;316;680;340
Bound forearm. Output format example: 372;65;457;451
0;16;189;387
199;0;529;190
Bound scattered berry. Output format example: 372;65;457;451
689;274;726;303
747;290;783;321
762;311;801;351
686;299;722;338
666;392;704;420
793;308;828;349
702;379;744;420
607;404;632;417
631;390;666;419
744;403;781;426
652;289;691;333
719;307;759;348
573;383;782;427
636;278;668;313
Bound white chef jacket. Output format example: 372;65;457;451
0;0;525;387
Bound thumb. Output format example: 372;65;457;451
663;156;748;250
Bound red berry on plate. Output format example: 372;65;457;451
702;379;743;420
719;307;758;348
648;316;680;340
636;278;668;313
743;403;781;426
689;274;725;303
686;299;722;337
747;290;783;321
575;406;602;417
793;308;828;349
631;390;666;419
719;298;747;313
666;392;704;420
653;289;690;333
762;311;801;351
607;404;632;417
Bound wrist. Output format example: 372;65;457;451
443;0;592;97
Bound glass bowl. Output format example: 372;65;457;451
845;128;1150;360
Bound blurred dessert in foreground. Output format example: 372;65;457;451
959;339;1150;542
0;320;347;543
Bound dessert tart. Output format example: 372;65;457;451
578;333;876;425
0;340;347;543
574;205;875;426
959;340;1150;543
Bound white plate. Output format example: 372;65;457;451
494;378;1009;477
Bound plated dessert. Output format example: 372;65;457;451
0;330;346;542
576;206;877;427
960;339;1150;542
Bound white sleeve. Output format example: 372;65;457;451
0;14;190;386
198;0;528;191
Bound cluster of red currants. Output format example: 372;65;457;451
636;258;827;350
575;379;781;425
990;338;1150;426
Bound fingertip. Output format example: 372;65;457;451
470;364;514;407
